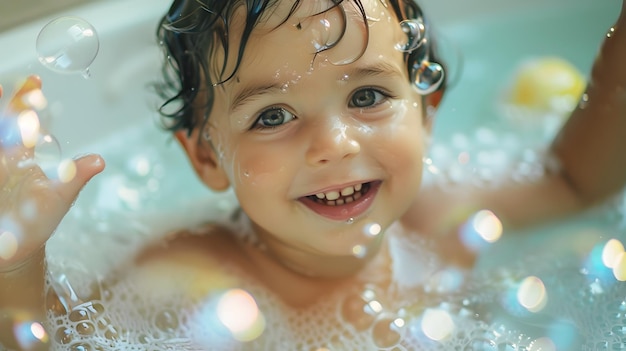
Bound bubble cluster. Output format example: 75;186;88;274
424;127;554;189
36;16;99;78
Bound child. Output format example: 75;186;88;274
1;0;625;349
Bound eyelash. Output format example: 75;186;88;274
349;87;394;109
249;87;395;131
250;106;295;131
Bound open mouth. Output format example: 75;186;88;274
299;181;380;221
306;182;371;206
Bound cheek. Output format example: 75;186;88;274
227;141;291;191
370;102;426;201
371;102;427;164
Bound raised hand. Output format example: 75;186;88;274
0;76;105;272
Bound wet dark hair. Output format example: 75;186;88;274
156;0;446;136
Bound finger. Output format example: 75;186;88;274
52;154;105;205
6;76;42;114
0;85;3;98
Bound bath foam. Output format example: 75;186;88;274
41;120;626;349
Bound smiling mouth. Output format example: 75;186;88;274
306;182;372;206
299;181;380;221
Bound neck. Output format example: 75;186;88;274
253;225;385;279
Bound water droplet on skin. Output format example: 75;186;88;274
607;27;616;38
291;75;302;85
280;83;289;93
579;93;589;109
36;16;99;76
346;217;354;224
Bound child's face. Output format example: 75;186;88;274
182;0;431;257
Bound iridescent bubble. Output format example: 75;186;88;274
0;310;50;350
216;289;265;342
459;210;503;252
395;19;425;52
420;308;455;341
516;276;547;313
363;222;382;237
17;110;40;148
36;16;99;78
411;61;444;95
612;253;626;281
602;238;625;269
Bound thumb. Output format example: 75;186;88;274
52;154;105;205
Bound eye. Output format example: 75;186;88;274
349;88;388;108
252;107;296;130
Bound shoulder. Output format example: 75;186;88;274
130;224;249;297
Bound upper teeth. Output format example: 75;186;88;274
315;183;363;200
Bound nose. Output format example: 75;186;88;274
305;119;361;167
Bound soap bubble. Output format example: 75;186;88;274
33;133;63;179
36;16;99;78
0;309;50;350
13;132;62;176
395;19;425;52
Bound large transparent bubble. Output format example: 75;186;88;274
36;16;99;78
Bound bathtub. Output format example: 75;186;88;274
0;0;624;349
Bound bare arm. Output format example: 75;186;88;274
402;2;626;263
551;3;626;205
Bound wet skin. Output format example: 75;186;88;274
177;0;431;277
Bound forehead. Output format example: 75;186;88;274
215;0;407;84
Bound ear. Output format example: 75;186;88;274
422;89;444;133
175;130;231;191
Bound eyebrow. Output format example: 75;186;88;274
230;82;284;113
229;61;404;113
